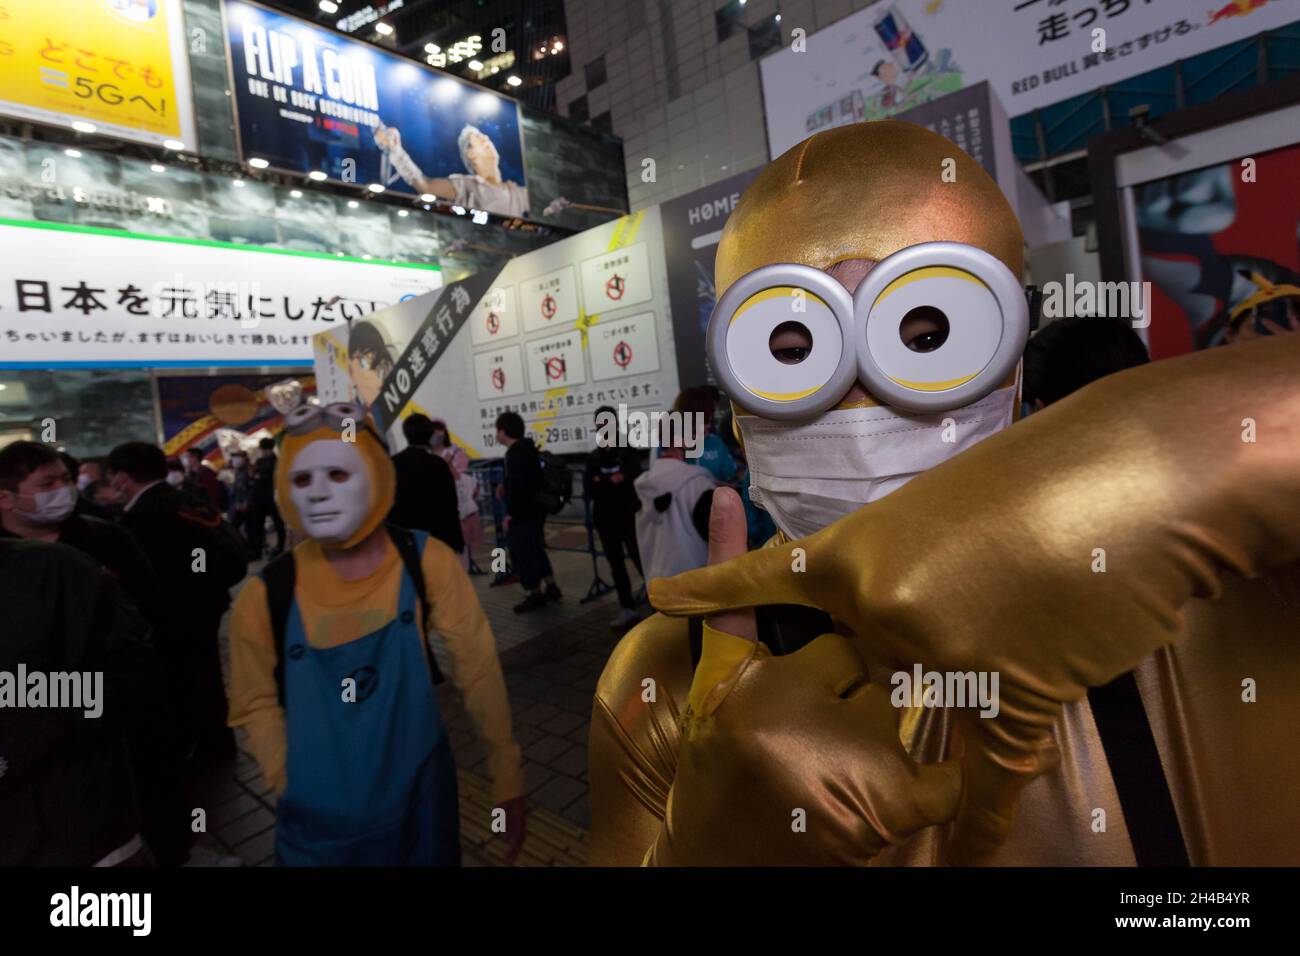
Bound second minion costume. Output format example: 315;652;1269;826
228;405;522;866
588;121;1300;866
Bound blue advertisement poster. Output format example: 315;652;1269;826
222;0;529;217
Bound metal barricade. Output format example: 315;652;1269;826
470;456;629;603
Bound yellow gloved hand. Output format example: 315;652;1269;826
647;624;962;866
650;335;1300;864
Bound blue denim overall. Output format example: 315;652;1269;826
275;547;459;866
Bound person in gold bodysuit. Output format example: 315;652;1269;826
588;120;1300;866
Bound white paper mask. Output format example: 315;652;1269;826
287;440;372;544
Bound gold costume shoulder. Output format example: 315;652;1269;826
587;612;693;866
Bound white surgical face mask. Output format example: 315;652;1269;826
76;473;93;491
165;471;185;487
17;484;78;525
742;379;1018;541
288;440;371;544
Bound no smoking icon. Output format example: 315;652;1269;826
541;294;557;319
490;368;506;390
605;274;625;300
613;340;633;368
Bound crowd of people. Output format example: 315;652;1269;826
0;312;1191;868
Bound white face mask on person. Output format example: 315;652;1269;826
287;440;372;544
165;471;185;488
742;379;1019;541
15;484;78;525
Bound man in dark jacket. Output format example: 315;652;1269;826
389;413;466;556
585;406;645;629
0;440;195;865
0;537;155;865
496;411;560;613
247;437;286;558
0;442;159;614
108;441;246;768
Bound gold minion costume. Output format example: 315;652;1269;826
588;121;1300;866
229;404;522;865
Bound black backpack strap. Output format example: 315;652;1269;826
1087;672;1190;865
260;549;298;708
386;524;446;686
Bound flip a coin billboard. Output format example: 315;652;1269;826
222;0;528;216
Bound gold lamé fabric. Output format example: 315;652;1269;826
714;120;1024;297
588;335;1300;865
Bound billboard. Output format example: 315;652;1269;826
0;217;440;367
314;209;682;458
222;0;530;218
659;166;763;389
0;0;197;149
760;0;1299;159
1137;142;1300;358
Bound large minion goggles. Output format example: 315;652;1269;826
707;242;1030;418
283;401;384;443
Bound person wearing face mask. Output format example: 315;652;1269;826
590;121;1300;867
0;442;159;619
165;458;190;492
0;441;201;866
589;121;1027;865
227;403;525;865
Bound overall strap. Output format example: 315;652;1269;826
260;550;298;708
1088;673;1190;866
386;524;445;686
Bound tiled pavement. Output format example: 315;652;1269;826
194;522;641;867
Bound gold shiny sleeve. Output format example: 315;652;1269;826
420;538;523;804
588;613;695;866
227;576;287;795
651;335;1300;860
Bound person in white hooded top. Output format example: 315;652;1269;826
632;412;717;583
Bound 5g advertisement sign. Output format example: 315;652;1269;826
221;0;529;217
0;0;197;149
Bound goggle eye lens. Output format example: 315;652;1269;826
899;306;951;354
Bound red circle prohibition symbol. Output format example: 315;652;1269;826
486;311;500;334
544;356;566;381
605;274;625;300
613;340;633;368
541;294;557;319
491;368;506;390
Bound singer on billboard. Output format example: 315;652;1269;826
375;123;530;219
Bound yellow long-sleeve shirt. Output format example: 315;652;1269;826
228;534;523;804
